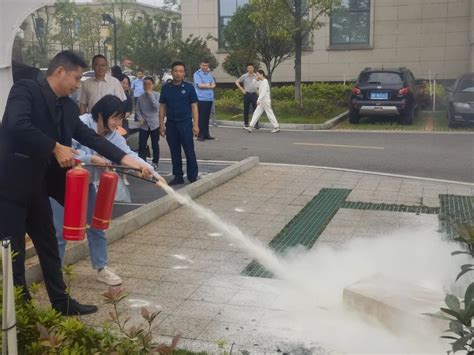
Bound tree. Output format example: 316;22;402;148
28;6;52;66
223;3;294;84
176;35;218;80
116;11;181;78
76;7;103;62
282;0;335;106
222;49;259;78
51;1;80;50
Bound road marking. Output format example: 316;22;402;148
260;162;474;186
293;142;385;150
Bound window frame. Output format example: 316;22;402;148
218;0;248;50
328;0;373;50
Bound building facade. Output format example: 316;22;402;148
182;0;474;83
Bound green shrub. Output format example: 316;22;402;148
215;83;351;120
0;283;204;354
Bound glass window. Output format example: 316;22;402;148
359;72;403;85
330;0;370;45
218;0;248;48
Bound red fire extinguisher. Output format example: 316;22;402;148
91;170;119;230
63;164;90;241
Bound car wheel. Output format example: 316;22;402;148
349;110;360;124
400;107;414;125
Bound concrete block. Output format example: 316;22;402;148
343;274;446;336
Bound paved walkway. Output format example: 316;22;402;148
37;164;473;354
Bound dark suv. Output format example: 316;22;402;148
349;67;417;125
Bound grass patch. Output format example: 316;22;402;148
215;109;345;124
335;110;474;132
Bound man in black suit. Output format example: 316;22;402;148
0;51;151;315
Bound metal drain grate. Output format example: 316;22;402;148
343;201;439;214
242;189;472;279
242;188;351;278
439;194;474;239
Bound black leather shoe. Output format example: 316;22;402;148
197;137;205;141
168;177;185;186
205;136;215;140
188;178;197;183
53;298;98;316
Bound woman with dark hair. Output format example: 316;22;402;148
120;74;133;118
136;76;160;169
244;69;280;133
49;95;165;286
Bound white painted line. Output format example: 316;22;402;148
260;162;474;187
294;142;384;150
148;158;236;165
212;125;474;134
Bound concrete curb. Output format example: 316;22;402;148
215;110;348;130
25;156;260;285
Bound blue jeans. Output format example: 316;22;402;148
50;184;107;269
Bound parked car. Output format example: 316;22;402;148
447;72;474;127
349;67;418;125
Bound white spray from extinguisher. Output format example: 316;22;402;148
151;172;294;282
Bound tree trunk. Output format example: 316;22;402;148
294;0;303;108
264;61;272;86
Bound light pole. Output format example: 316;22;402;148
102;13;117;66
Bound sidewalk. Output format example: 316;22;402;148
36;163;473;354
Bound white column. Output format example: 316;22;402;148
0;0;54;119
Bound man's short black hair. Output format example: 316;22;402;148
144;76;155;84
46;50;87;76
246;63;255;68
91;95;125;130
92;54;107;65
200;59;210;64
137;68;144;73
171;61;186;70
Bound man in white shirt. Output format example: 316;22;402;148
80;54;126;114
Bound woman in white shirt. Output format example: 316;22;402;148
244;70;280;133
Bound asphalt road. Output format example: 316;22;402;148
112;160;231;218
129;126;474;183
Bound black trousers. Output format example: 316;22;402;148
138;128;160;164
0;194;68;305
197;101;213;139
243;92;258;126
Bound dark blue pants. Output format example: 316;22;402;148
166;120;198;181
197;100;213;139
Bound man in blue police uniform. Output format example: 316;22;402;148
159;61;199;185
193;59;216;141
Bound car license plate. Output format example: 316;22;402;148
371;92;388;100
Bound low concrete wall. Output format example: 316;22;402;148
25;156;260;285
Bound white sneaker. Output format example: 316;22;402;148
97;266;122;286
123;176;130;186
244;126;253;133
270;128;280;133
